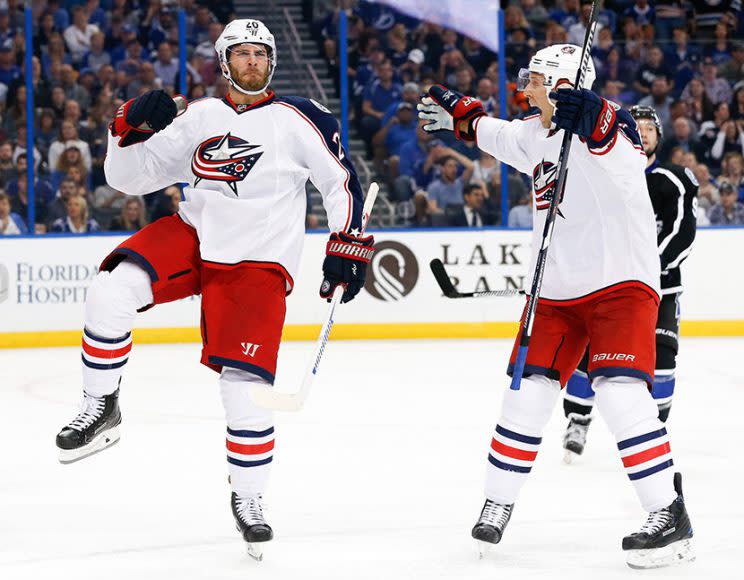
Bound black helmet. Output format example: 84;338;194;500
629;105;663;141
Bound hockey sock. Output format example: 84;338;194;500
563;367;595;418
485;375;560;504
82;261;153;397
593;376;677;511
221;368;275;497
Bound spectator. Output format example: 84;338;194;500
655;2;689;42
658;116;706;164
699;102;732;165
475;77;497;115
439;48;477;87
50;194;100;233
129;62;162;98
549;0;581;30
0;45;20;88
720;42;744;86
681;77;715;127
13;127;44;174
359;59;402;145
63;6;101;64
624;0;655;26
0;141;14;185
386;24;409;69
693;162;720;212
520;0;550;36
418;151;474;224
638;76;674;127
153;41;179;89
454;66;476;96
195;23;224;61
81;31;111;73
719;151;744;201
54;145;88;186
447;183;487;227
372;101;417;181
150;185;182;222
35;108;58;158
0;190;27;235
48;121;93;174
397;47;425;84
45;176;80;226
568;0;601;46
663;26;701;97
109;197;147;232
189;5;215;48
6;153;53;203
732;87;744;121
508;192;533;228
708;181;744;224
60;64;91;109
33;12;58;58
701;57;733;105
462;36;496;77
41;32;72;77
596;46;635;100
634;45;672;96
706;21;734;66
711;119;744;164
393;119;435;202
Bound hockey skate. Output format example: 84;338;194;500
562;413;592;464
56;389;122;464
623;472;694;569
471;500;513;558
231;492;273;561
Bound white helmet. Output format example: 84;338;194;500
215;19;276;96
517;44;596;92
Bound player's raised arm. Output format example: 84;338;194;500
104;90;192;195
417;85;534;175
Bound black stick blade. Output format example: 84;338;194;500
429;259;461;298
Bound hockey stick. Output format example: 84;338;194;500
248;183;379;411
510;0;601;391
430;259;524;298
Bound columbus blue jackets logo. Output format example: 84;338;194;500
192;133;263;194
532;160;567;217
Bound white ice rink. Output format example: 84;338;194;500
1;337;742;579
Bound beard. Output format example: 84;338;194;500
229;64;271;92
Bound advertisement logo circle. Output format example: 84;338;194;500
364;241;419;301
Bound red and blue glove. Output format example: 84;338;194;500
109;89;178;147
550;88;618;147
320;231;375;303
420;84;486;141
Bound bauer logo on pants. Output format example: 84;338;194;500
364;241;418;301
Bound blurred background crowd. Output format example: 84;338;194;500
1;0;743;237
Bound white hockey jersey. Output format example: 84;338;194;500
474;108;661;301
104;92;364;291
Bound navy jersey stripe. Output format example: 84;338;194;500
275;96;364;232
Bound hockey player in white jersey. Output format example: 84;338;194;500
419;45;694;569
55;19;374;557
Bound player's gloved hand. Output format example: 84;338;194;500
109;90;179;147
550;88;618;146
417;84;486;141
320;231;375;303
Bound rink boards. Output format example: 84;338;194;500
0;227;742;347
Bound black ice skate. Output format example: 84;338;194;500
231;492;273;561
563;413;592;464
623;472;694;569
471;500;513;557
56;389;122;464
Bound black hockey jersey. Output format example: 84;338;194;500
646;161;698;295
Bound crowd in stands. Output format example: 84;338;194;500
314;0;744;227
2;1;744;237
0;0;236;236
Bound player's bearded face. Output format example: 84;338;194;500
227;44;271;92
637;121;658;156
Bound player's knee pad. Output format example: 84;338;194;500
593;376;659;440
84;261;153;336
220;368;273;427
500;374;560;435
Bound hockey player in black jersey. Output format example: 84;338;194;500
560;104;697;568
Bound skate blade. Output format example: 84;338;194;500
58;427;121;464
563;450;575;464
246;543;264;562
476;540;493;559
626;539;695;569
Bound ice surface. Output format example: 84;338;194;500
0;337;741;579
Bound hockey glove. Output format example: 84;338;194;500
109;89;179;147
417;85;486;141
320;231;375;304
550;88;618;147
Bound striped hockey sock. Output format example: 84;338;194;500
617;426;676;511
485;424;541;504
81;327;132;397
226;426;275;496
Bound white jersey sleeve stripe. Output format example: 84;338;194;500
654;168;686;256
